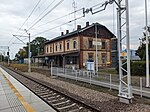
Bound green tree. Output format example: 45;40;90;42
136;33;150;60
15;48;27;60
24;37;48;57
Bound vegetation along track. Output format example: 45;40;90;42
1;66;100;112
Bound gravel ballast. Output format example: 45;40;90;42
22;72;150;112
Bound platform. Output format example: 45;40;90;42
0;67;56;112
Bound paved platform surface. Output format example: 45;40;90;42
0;67;56;112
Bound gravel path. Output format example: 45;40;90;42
24;72;150;112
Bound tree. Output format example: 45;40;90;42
15;48;27;60
23;37;48;57
136;33;150;60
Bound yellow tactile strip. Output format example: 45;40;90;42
0;70;36;112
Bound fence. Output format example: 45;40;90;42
51;67;117;88
50;67;150;98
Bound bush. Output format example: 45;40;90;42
116;61;149;76
131;61;146;76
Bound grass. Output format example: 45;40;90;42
99;68;118;75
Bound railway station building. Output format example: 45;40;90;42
34;22;117;69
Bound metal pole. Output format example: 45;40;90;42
126;0;132;99
110;74;112;90
117;1;122;96
51;61;53;76
145;0;149;87
28;33;31;73
1;54;2;62
95;24;98;73
0;53;2;62
8;47;10;65
140;77;143;97
90;71;91;85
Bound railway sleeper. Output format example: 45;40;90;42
48;97;66;103
36;91;53;96
42;94;60;99
57;103;76;111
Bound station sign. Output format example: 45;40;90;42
93;41;102;46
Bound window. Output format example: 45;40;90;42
66;56;77;64
50;46;52;52
47;46;48;53
67;42;69;50
55;44;57;51
73;41;77;49
102;54;106;64
89;40;93;48
102;41;106;49
88;53;93;60
60;44;62;51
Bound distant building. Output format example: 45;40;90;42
121;49;141;61
34;22;117;69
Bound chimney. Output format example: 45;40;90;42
77;25;81;30
66;30;69;34
61;32;64;36
86;21;89;27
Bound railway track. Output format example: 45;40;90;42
1;66;100;112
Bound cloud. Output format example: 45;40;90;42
0;0;149;59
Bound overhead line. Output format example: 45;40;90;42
27;0;65;31
8;0;42;45
29;0;56;29
17;0;42;33
34;8;83;28
32;15;84;37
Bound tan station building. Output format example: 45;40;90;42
35;22;117;69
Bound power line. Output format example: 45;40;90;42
34;8;83;29
12;8;84;44
29;0;56;29
8;0;42;45
32;15;84;37
17;0;42;33
27;0;65;31
11;0;63;46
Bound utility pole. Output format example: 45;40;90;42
24;29;31;73
13;30;31;73
83;0;133;103
29;33;31;72
72;0;77;31
145;0;149;87
117;0;133;104
95;23;98;73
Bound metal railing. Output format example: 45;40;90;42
51;67;150;98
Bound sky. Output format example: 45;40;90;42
0;0;149;59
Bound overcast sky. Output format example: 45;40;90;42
0;0;149;59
